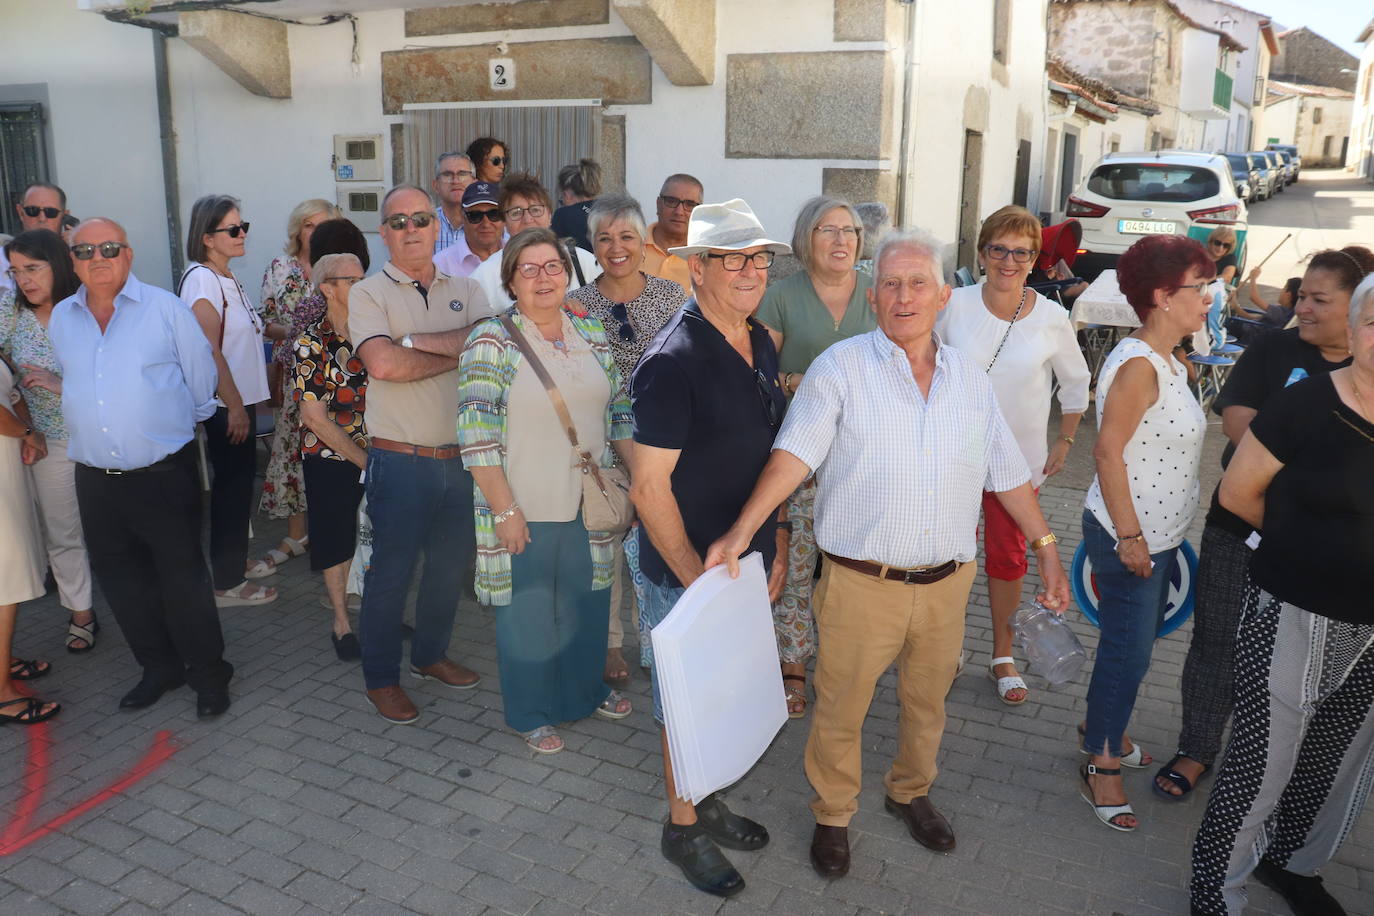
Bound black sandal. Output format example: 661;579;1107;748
1152;754;1210;801
9;658;51;681
0;696;61;725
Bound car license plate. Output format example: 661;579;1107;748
1118;219;1176;235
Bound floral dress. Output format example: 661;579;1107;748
258;255;313;518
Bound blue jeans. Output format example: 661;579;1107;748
1081;510;1179;758
359;448;475;690
495;517;610;732
639;571;685;726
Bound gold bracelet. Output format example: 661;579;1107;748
1030;532;1058;551
1060;435;1075;445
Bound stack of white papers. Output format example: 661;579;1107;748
651;553;788;804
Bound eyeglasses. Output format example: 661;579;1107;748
815;225;860;240
70;241;129;260
464;208;504;225
609;302;636;342
754;369;780;428
208;222;251;238
983;244;1037;264
3;263;51;279
515;259;566;279
658;195;701;212
706;251;775;271
488;156;506;167
504;204;547;222
383;211;436;231
1209;240;1232;249
1172;281;1211;295
21;206;62;219
324;276;365;285
438;170;474;182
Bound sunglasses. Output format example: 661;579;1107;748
464;208;504;225
70;241;129;260
514;259;565;279
983;243;1037;264
22;205;62;219
658;195;700;212
706;251;775;271
488;156;506;167
504;204;547;222
754;369;780;428
383;211;436;231
1210;240;1232;249
208;222;251;238
609;302;636;342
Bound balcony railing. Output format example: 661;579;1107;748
1214;69;1233;111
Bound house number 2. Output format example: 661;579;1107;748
489;58;515;91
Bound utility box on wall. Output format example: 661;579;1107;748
337;185;382;232
333;133;382;181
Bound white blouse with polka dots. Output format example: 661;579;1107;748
1085;337;1206;553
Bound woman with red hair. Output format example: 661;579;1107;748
1077;235;1214;831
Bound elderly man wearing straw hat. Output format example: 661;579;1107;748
629;199;792;898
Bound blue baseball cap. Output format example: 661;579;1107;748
462;181;500;209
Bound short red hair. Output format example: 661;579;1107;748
1116;235;1215;322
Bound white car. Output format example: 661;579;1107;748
1065;151;1247;277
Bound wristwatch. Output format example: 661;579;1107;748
399;334;415;349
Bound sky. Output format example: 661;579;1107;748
1253;0;1369;57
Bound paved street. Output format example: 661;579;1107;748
2;173;1371;915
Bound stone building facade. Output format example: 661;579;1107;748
1271;27;1358;93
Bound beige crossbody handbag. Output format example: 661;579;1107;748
498;313;634;534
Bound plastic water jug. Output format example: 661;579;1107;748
1012;602;1086;685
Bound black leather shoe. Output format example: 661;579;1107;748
694;792;769;851
196;690;231;719
119;675;184;710
810;824;850;878
1254;859;1348;915
661;821;745;898
332;632;361;661
885;795;956;852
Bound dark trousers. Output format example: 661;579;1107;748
202;404;257;590
1176;522;1252;766
359;447;475;689
74;445;232;692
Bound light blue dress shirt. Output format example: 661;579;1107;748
48;273;219;470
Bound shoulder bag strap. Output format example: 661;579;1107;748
498;312;608;487
178;264;229;350
564;240;586;287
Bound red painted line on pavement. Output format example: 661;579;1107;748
0;727;178;856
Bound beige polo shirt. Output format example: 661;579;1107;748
348;261;494;447
644;223;692;291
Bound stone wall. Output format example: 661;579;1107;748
1271;28;1359;92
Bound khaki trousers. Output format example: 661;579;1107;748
805;557;975;826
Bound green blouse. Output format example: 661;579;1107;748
754;270;876;375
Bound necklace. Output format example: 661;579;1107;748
1352;372;1371;421
985;287;1028;372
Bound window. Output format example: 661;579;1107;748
992;0;1010;64
1312;106;1322;125
0;102;49;237
1086;163;1221;202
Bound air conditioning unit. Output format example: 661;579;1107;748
333;134;383;181
337;185;383;233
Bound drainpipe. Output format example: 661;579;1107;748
153;30;183;284
895;0;922;226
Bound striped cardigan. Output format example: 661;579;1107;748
457;303;632;606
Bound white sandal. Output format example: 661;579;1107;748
215;580;278;608
594;690;632;720
245;535;309;579
1077;724;1150;768
1079;763;1136;832
988;656;1028;706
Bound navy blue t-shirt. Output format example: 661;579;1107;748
551;200;594;252
631;300;786;588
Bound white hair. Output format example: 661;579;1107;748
1352;272;1374;328
872;228;952;285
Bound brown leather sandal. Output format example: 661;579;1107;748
783;674;807;719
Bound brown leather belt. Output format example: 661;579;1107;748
822;552;960;585
369;437;462;460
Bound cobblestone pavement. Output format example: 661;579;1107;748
1;413;1370;916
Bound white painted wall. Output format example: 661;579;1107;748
1349;37;1374;180
1042;100;1150;222
0;0;171;284
4;0;1049;293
